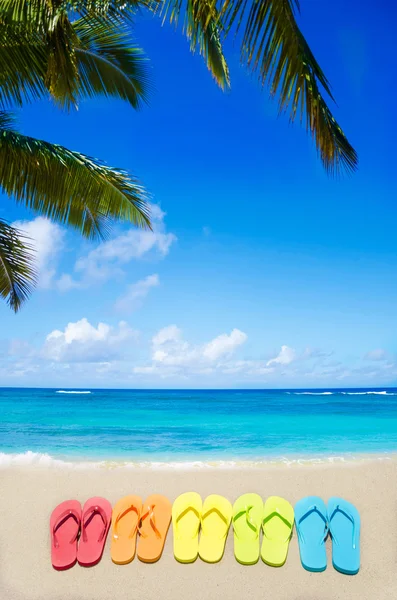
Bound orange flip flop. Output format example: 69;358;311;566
111;495;142;564
138;494;172;563
77;497;112;567
50;500;82;570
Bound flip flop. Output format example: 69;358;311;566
172;492;202;563
328;497;360;575
233;493;263;565
111;495;142;564
199;494;232;563
50;499;82;570
77;497;112;567
261;496;294;566
295;496;328;572
138;494;172;563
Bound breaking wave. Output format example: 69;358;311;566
56;390;92;394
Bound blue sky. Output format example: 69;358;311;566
1;0;397;388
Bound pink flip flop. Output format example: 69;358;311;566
50;499;82;570
77;497;112;567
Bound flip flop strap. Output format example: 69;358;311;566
233;505;258;539
329;504;356;549
139;505;162;539
113;504;140;540
262;507;294;543
201;507;229;538
297;504;328;546
175;505;201;540
53;508;80;548
81;504;108;543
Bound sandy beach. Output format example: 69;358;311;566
0;458;394;600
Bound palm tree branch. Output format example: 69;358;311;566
0;22;48;108
0;218;37;312
73;16;151;108
159;0;230;90
217;0;357;173
0;113;151;239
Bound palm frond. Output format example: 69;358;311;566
0;0;146;110
73;16;151;108
159;0;230;90
0;0;143;25
188;4;230;90
0;23;48;108
45;11;80;109
0;218;37;312
0;113;151;239
157;0;357;173
218;0;357;173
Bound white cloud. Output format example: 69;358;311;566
203;329;247;361
114;274;160;313
152;325;182;346
43;318;138;363
13;217;64;288
365;349;389;361
56;273;81;293
144;326;248;370
57;204;176;291
267;345;297;366
4;314;397;387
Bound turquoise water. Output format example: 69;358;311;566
1;387;397;464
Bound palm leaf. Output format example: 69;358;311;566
0;1;147;110
0;0;143;25
0;22;48;108
0;112;151;240
219;0;357;173
0;218;37;312
73;16;151;108
159;0;357;173
159;0;230;89
45;10;80;109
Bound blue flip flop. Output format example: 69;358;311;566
328;497;360;575
294;496;328;572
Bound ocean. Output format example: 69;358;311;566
1;387;397;467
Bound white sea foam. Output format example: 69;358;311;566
288;390;397;396
341;391;397;396
290;392;334;395
56;390;91;394
0;451;394;471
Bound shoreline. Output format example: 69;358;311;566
0;449;396;470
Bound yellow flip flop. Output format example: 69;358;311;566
199;495;232;563
261;496;294;566
172;492;202;563
233;493;263;565
110;495;142;564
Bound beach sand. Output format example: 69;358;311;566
0;459;395;600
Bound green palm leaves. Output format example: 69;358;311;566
160;0;357;174
0;1;151;310
0;0;357;311
0;219;37;312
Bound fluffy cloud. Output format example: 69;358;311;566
3;318;397;387
13;217;64;288
114;274;160;313
138;326;247;371
365;349;389;361
57;204;176;291
43;318;138;363
152;325;181;346
202;329;248;361
267;345;297;366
